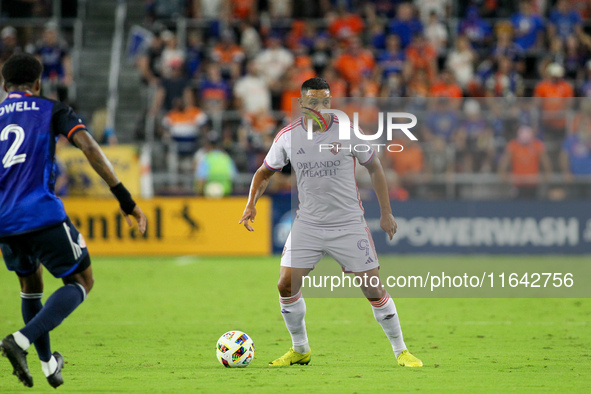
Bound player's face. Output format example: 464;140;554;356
299;89;331;130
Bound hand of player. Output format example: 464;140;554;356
239;205;257;232
380;213;397;240
121;206;147;234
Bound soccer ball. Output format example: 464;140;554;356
216;331;255;368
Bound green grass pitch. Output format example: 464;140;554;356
1;256;590;393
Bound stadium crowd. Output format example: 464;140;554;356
2;0;591;199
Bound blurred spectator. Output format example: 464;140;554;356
199;63;231;114
446;35;475;90
192;0;226;19
406;69;430;97
414;0;451;25
137;29;164;86
146;0;186;19
423;136;455;198
234;60;272;114
423;98;461;142
384;138;423;196
239;21;262;60
162;95;208;158
580;61;591;97
0;26;20;63
491;22;524;70
322;67;347;97
230;0;257;23
560;106;591;181
35;23;72;102
510;0;545;52
160;31;185;78
458;5;493;53
548;0;583;42
562;35;587;81
150;58;191;115
268;0;292;19
211;30;245;81
455;99;495;172
185;31;203;79
194;132;237;197
499;125;551;199
388;2;423;49
328;7;365;40
369;23;387;51
254;34;294;99
376;35;406;80
380;73;406;97
386;172;409;201
405;34;437;82
429;69;463;100
485;56;524;98
310;33;333;75
424;11;448;56
334;35;375;88
533;63;574;150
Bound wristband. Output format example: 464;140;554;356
110;182;136;215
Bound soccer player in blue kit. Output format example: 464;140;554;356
0;53;147;388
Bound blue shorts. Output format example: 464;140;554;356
0;218;90;278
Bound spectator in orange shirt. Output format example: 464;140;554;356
322;67;347;97
210;31;245;81
404;34;437;82
429;69;463;98
499;125;552;199
328;7;365;40
333;35;375;88
231;0;256;22
384;138;423;197
533;62;574;160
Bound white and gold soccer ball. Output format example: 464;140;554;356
216;331;255;368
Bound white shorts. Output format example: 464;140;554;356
280;218;379;273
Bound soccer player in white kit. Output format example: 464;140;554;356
239;78;422;367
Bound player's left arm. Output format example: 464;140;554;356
364;157;397;240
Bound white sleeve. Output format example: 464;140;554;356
350;128;376;166
263;134;288;171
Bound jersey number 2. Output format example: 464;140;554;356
1;124;27;168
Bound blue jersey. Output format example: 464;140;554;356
0;91;86;237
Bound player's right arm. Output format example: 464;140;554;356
239;165;275;232
239;129;288;231
72;130;147;234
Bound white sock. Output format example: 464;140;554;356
279;291;310;354
370;294;407;358
12;331;30;351
41;355;58;377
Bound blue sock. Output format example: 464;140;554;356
21;293;52;362
20;284;86;345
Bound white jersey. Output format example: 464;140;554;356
264;115;375;226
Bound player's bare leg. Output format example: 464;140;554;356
356;268;422;367
270;266;313;366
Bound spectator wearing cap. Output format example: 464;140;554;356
0;26;21;64
499;125;552;199
533;63;574;154
548;0;584;42
388;2;423;49
510;0;545;52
